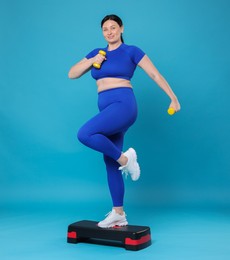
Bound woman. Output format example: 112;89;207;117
68;14;181;228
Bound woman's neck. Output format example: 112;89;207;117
107;41;122;51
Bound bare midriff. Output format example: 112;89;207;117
97;78;132;93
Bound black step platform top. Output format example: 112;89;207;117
67;220;152;251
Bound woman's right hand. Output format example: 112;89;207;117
93;53;106;65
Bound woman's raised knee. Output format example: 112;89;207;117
77;127;89;145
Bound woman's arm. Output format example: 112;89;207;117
68;58;93;79
138;55;181;112
68;53;106;79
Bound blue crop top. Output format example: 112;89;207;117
85;43;145;81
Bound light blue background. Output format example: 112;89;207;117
1;0;230;259
1;0;229;207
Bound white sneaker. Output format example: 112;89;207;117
98;209;128;228
119;148;140;181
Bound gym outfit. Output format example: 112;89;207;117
85;43;145;81
77;43;145;227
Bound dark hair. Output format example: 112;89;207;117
101;14;124;43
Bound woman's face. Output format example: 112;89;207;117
102;20;123;44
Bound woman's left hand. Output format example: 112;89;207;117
169;98;181;113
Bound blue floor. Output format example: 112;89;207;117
1;203;230;260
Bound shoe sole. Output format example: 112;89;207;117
98;220;128;228
128;148;140;181
129;148;137;160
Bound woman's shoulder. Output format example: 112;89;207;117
121;43;144;53
120;43;145;64
121;43;145;53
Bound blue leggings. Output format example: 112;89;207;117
77;87;138;206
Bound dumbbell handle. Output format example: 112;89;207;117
93;50;106;69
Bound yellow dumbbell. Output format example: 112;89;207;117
167;107;175;115
93;50;106;69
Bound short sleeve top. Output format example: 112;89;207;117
85;43;145;80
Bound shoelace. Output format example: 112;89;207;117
103;211;114;220
118;165;129;178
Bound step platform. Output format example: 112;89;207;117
67;220;151;251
